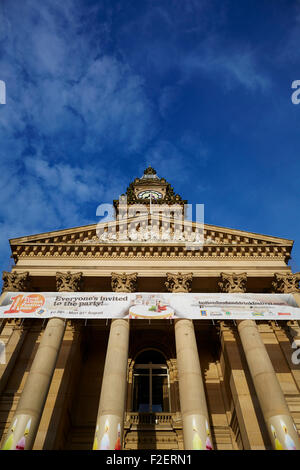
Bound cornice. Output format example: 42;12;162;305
10;241;291;263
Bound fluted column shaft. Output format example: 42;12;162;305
1;317;66;450
175;319;213;450
93;319;129;450
238;320;300;450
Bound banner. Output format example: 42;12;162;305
0;292;299;320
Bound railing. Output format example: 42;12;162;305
125;412;181;427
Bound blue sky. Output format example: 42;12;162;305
0;0;299;273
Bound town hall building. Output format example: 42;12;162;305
0;166;300;451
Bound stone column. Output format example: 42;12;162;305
219;322;266;449
237;319;300;450
166;272;213;450
174;319;213;450
92;319;129;450
92;273;133;450
1;270;83;450
0;320;28;395
1;317;66;450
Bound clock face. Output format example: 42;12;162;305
137;190;163;200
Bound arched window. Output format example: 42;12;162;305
132;349;170;413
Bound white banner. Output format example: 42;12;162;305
0;292;299;320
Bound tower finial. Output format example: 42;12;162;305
144;165;157;176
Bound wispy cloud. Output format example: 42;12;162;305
0;0;158;271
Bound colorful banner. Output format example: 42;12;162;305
0;292;299;320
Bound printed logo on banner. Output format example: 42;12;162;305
252;312;264;317
278;312;291;316
4;294;45;315
200;310;207;317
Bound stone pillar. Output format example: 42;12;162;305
237;319;300;450
93;271;133;451
174;319;213;450
0;320;28;395
1;317;66;450
166;272;212;450
219;322;266;449
93;318;129;450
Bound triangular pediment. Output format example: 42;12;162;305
9;214;293;247
9;215;293;263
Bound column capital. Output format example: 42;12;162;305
165;272;193;293
56;271;83;292
218;272;247;293
111;272;138;293
2;271;31;293
272;272;300;293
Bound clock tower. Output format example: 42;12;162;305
113;165;187;217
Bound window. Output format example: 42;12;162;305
132;350;170;413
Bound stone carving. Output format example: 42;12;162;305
165;272;193;293
218;272;247;293
2;271;30;292
96;222;204;243
111;272;138;293
272;272;300;293
56;271;83;292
